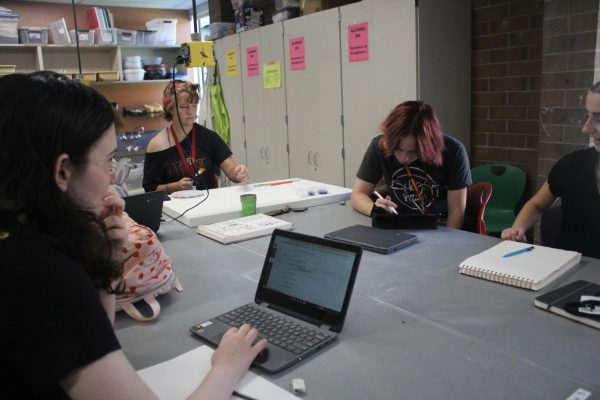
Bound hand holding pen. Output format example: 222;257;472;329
373;191;398;215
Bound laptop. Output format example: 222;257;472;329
190;229;362;374
324;224;418;254
371;212;441;230
123;191;165;232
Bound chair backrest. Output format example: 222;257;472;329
470;163;526;211
463;182;493;235
540;203;562;248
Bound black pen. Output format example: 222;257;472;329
232;390;259;400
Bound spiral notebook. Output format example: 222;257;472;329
459;241;581;291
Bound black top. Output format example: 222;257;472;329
143;123;232;191
356;134;472;216
548;147;600;258
1;216;121;399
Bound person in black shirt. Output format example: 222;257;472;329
351;101;471;229
143;80;249;193
0;71;266;399
502;83;600;258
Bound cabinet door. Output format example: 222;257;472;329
240;22;289;183
215;35;247;165
284;8;344;186
340;0;417;188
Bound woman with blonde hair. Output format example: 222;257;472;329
143;80;248;193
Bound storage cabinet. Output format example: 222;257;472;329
212;0;471;188
240;22;290;183
284;8;345;186
214;34;247;166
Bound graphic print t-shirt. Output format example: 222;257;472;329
143;123;232;191
356;134;471;215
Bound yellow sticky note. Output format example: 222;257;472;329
263;62;281;89
226;48;238;77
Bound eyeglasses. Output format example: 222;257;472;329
88;157;117;175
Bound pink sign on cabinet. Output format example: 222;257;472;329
289;37;305;71
348;22;369;62
246;46;259;77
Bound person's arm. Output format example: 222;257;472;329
446;187;467;229
220;157;249;183
60;325;267;400
501;181;556;242
351;177;397;216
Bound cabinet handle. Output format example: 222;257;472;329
260;146;265;159
265;146;270;160
314;152;319;167
307;150;313;165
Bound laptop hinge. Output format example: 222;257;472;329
259;302;269;308
319;324;332;331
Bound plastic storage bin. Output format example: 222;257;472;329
49;18;71;45
136;30;157;46
145;18;177;46
69;30;94;46
95;28;117;45
18;27;49;44
124;68;145;81
201;22;235;41
116;29;137;45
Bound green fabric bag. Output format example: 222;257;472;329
210;62;230;144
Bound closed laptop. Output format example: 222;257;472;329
324;224;417;254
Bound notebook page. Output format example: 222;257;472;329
459;240;580;285
138;345;300;400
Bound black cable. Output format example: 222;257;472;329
192;0;198;34
71;0;82;75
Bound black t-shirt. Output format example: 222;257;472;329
143;123;232;192
1;218;121;399
356;134;472;215
548;147;600;258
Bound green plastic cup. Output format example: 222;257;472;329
240;193;257;216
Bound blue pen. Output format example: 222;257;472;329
502;245;535;258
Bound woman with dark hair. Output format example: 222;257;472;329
351;101;471;229
143;80;248;193
501;83;600;258
1;71;266;399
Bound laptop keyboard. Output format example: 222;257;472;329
217;304;332;355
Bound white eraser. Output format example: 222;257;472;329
292;378;306;395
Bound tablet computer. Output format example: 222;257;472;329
371;212;441;230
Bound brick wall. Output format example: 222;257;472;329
471;0;544;197
538;0;599;185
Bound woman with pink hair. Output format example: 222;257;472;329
351;100;471;229
143;80;248;193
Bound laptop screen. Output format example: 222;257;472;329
256;229;362;332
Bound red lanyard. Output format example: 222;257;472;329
170;124;196;176
404;163;429;213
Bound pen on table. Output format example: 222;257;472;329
373;191;398;215
232;390;259;400
502;245;535;258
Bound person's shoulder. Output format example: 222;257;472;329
442;134;466;149
195;123;222;140
146;128;170;153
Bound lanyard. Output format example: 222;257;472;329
404;163;429;213
170;124;196;177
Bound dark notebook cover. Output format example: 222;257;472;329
534;280;600;330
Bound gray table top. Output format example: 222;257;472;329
115;203;600;400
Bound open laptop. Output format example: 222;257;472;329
190;229;362;374
324;224;417;254
123;191;165;232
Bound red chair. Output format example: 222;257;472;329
463;182;493;235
